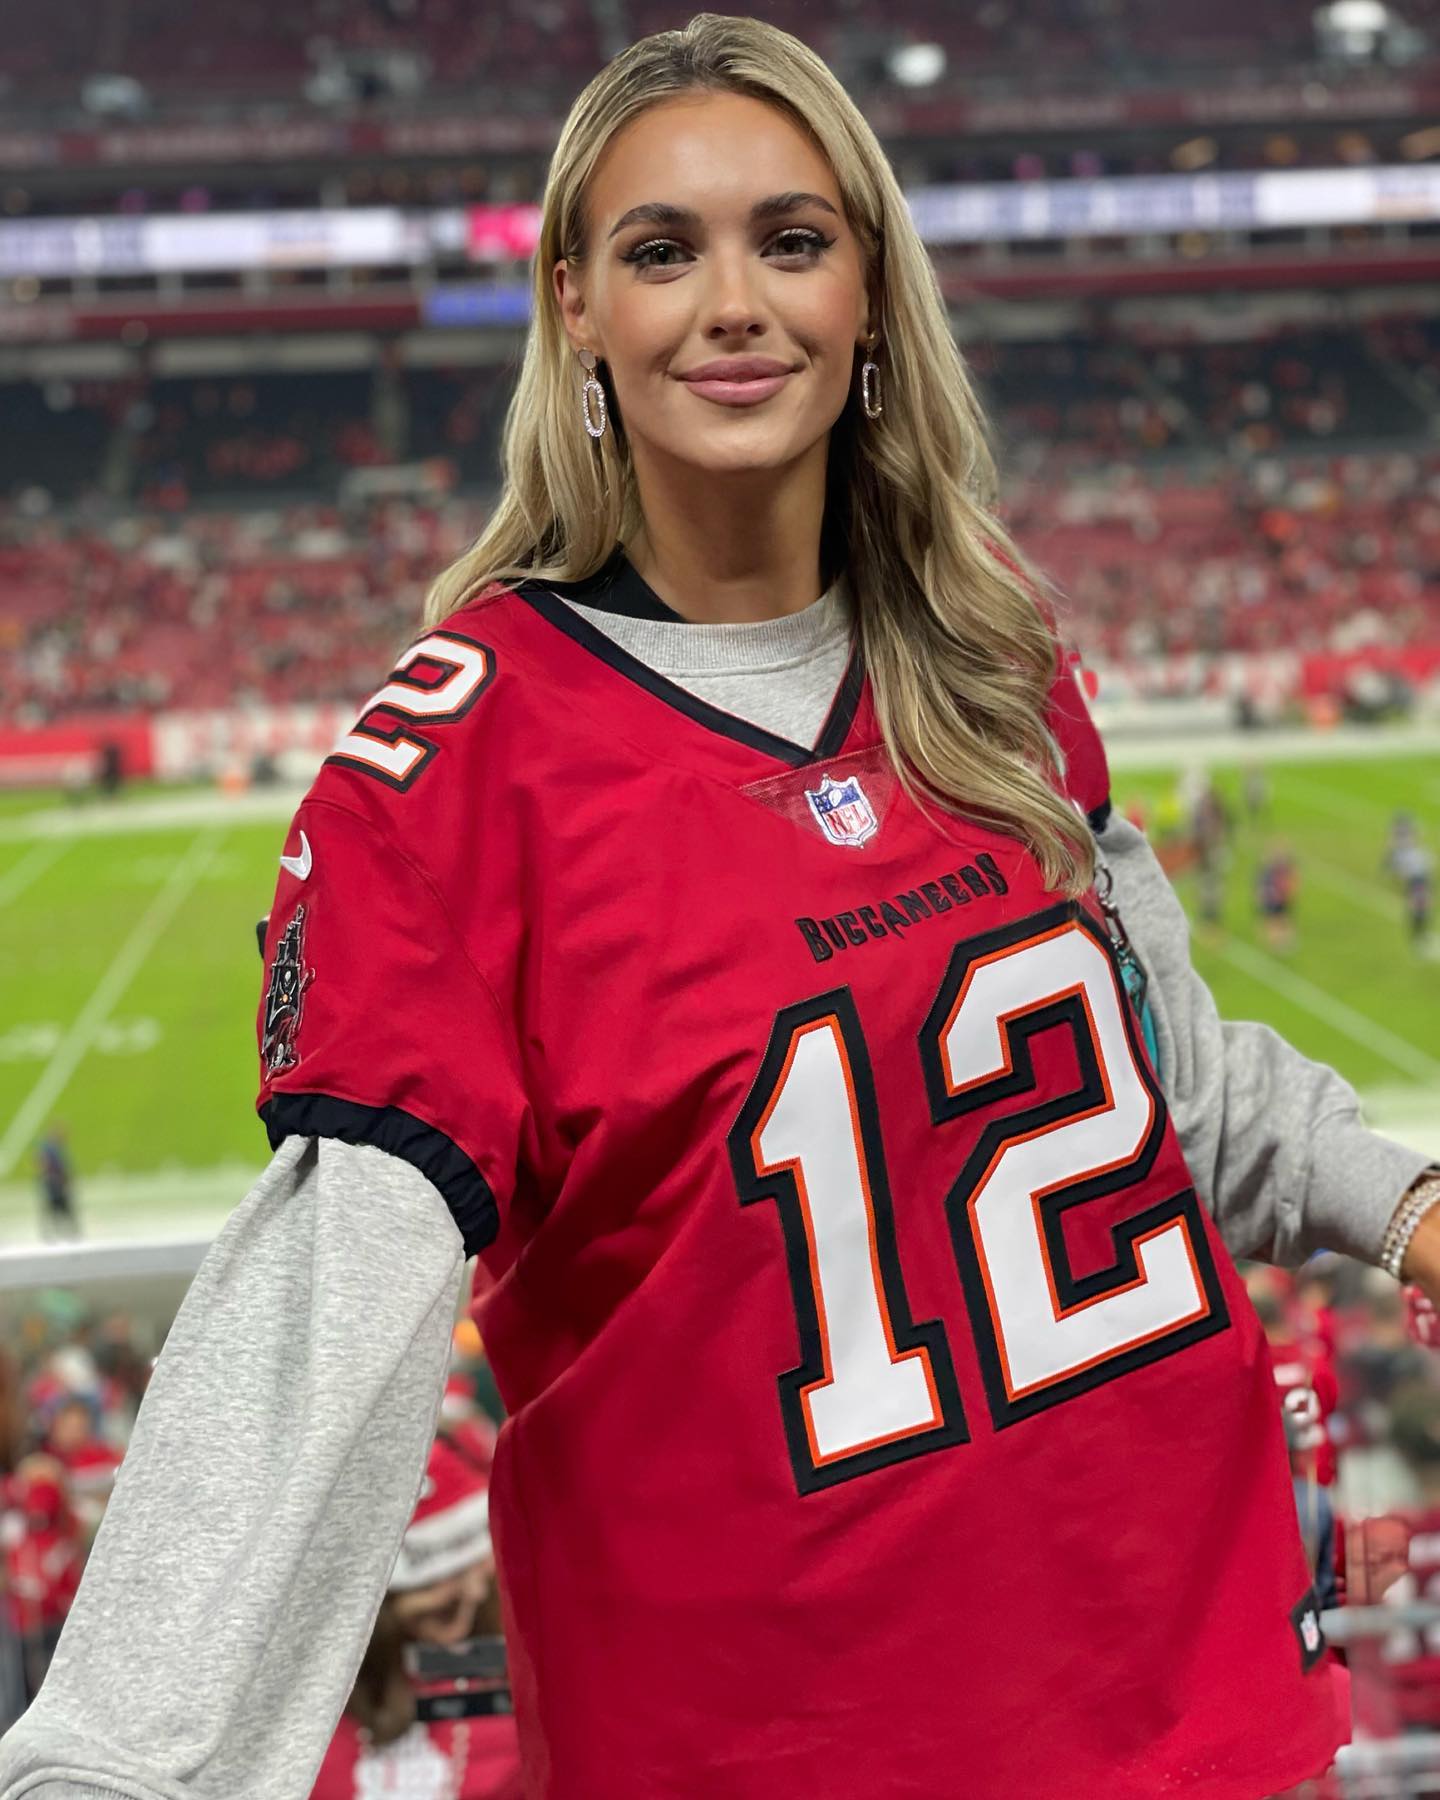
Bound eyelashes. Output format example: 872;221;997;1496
620;227;836;269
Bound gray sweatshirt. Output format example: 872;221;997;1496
0;580;1429;1799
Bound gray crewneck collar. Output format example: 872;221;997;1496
564;573;851;678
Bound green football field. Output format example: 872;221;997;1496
1;748;1439;1245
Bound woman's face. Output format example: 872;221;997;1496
390;1554;494;1646
554;90;873;480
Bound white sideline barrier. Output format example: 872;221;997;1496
0;1235;211;1292
1105;722;1440;770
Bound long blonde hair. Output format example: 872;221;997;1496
424;13;1093;891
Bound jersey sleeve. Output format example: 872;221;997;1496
256;796;527;1258
981;535;1111;828
1044;644;1111;829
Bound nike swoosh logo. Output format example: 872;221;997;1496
279;830;313;881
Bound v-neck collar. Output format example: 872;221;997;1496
511;551;866;770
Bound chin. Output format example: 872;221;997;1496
685;435;810;476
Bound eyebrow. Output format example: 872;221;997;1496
607;190;840;241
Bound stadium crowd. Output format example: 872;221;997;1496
1;323;1438;727
5;447;1440;725
0;498;486;722
1;1290;512;1790
1008;448;1440;664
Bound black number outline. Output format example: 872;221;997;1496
728;987;969;1495
919;902;1229;1430
326;631;496;793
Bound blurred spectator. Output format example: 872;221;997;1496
310;1432;521;1800
41;1398;121;1538
1248;1267;1340;1489
1;1455;82;1705
34;1127;78;1243
1256;845;1299;951
0;1291;510;1745
1335;1277;1434;1518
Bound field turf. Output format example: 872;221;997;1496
1;751;1438;1244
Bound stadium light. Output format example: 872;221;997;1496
886;43;946;89
1313;0;1398;59
1327;0;1390;28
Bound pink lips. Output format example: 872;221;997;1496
676;359;797;408
684;373;792;405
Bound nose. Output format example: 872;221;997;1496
701;243;771;342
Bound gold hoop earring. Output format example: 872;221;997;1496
579;349;608;440
860;337;883;422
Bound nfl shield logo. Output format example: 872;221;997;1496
806;772;879;848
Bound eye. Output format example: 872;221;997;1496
769;227;834;258
620;226;836;270
621;237;690;268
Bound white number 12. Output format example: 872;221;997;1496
730;905;1225;1495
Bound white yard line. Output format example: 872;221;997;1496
0;1161;263;1216
0;839;64;907
0;829;224;1180
0;788;302;844
1268;773;1388;828
1304;858;1403;925
1218;937;1440;1083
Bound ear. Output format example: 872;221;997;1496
553;259;593;360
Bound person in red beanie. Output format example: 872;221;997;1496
42;1397;122;1540
310;1434;520;1800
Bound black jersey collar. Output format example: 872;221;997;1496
512;550;864;769
527;544;688;621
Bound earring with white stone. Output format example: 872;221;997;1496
579;348;608;440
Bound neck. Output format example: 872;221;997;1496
625;439;830;624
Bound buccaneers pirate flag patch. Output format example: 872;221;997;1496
262;904;315;1076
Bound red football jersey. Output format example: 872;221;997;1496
257;562;1341;1798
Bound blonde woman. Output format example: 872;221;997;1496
4;15;1439;1799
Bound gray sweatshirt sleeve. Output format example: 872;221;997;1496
0;1132;467;1800
1096;810;1433;1268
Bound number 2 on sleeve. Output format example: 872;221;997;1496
330;633;495;791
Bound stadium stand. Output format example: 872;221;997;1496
5;440;1439;723
4;0;1438;117
3;319;1439;724
0;499;485;721
0;0;606;108
1007;449;1440;664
